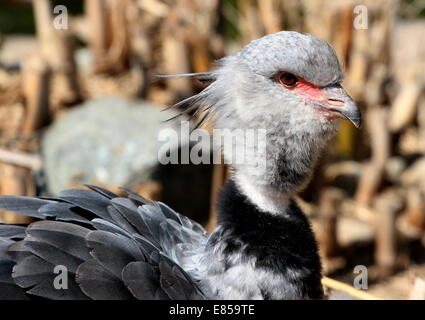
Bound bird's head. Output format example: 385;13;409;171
166;31;361;206
217;31;361;131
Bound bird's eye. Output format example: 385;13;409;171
279;72;298;87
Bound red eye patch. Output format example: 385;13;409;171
291;79;324;101
276;73;324;101
289;78;338;120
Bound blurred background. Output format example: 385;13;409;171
0;0;424;299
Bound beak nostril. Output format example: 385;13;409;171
326;98;345;107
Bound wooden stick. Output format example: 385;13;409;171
137;0;169;18
388;82;423;133
161;11;192;98
319;188;343;258
322;277;383;300
374;190;401;276
345;19;369;100
355;162;384;208
33;0;81;106
51;29;82;106
369;108;390;166
355;108;389;207
21;54;51;135
187;30;212;75
0;164;34;224
33;0;56;62
239;0;263;42
0;53;47;224
399;188;425;237
0;148;43;171
104;0;130;73
333;1;354;65
257;0;282;34
85;0;109;73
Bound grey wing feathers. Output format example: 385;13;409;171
0;239;28;299
0;186;209;300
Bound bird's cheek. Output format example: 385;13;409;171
291;82;328;113
293;83;339;119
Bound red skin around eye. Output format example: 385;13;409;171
283;78;323;100
280;78;337;120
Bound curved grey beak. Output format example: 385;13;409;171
314;84;362;128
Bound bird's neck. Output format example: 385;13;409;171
234;174;290;215
216;179;295;228
214;178;323;300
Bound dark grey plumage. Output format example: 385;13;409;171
0;186;207;300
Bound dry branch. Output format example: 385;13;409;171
319;188;344;258
0;149;42;171
322;276;382;300
355;108;390;208
21;54;51;135
388;82;423;133
374;190;402;276
33;0;81;106
85;0;108;72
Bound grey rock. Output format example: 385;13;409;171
41;97;189;194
